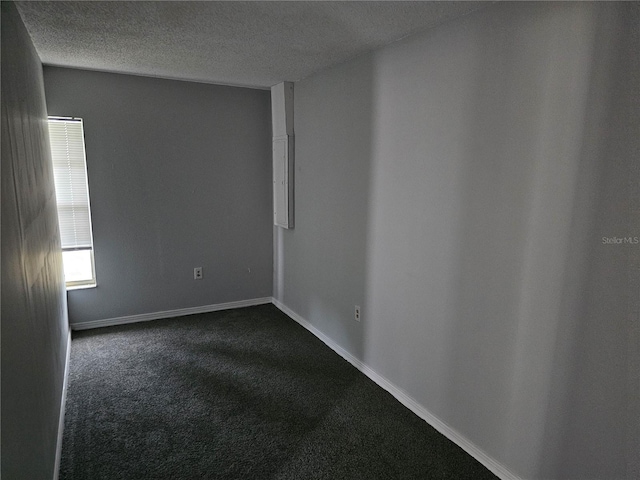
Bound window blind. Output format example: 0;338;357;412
48;118;93;250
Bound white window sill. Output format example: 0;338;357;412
66;283;97;291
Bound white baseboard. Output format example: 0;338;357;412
71;297;273;331
271;298;523;480
53;329;72;480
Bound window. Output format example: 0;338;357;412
48;117;96;288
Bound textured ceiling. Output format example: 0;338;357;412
16;1;487;89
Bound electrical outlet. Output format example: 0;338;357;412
354;305;361;322
194;267;203;280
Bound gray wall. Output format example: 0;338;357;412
551;4;640;478
1;2;70;478
275;2;639;479
44;68;273;325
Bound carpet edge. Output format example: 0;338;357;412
54;329;72;480
270;297;524;480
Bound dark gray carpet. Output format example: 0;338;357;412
60;304;498;479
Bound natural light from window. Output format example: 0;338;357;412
48;117;96;289
62;250;94;284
